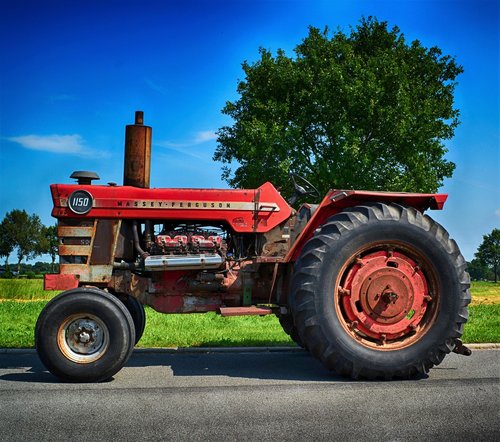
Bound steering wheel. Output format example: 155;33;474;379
289;173;321;205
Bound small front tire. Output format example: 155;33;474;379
122;295;146;345
35;287;136;382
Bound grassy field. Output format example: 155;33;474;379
0;279;59;301
0;279;498;348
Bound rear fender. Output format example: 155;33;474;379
285;190;447;262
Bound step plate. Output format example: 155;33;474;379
219;307;273;317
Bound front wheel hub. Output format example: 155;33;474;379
339;249;435;346
57;314;110;363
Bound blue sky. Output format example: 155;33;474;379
0;0;498;262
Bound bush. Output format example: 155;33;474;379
0;270;14;279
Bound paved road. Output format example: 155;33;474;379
0;348;499;441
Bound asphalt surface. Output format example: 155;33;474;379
0;348;499;441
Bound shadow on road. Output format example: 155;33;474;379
0;349;430;384
129;350;341;381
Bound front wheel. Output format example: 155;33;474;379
121;295;146;345
291;203;470;380
35;287;136;382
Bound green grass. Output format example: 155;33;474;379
0;302;293;348
461;304;500;343
469;281;500;305
139;309;294;348
0;301;46;348
0;279;58;300
0;279;498;348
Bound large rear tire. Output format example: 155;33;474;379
277;313;306;349
291;203;470;380
35;287;136;382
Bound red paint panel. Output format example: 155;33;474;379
286;189;448;262
44;274;79;291
219;306;273;316
50;182;292;233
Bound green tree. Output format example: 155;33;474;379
466;258;491;281
475;228;500;283
2;210;44;274
214;17;463;199
38;225;58;273
0;220;15;269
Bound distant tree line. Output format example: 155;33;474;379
0;209;58;275
468;228;499;283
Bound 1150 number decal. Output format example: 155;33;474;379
68;190;93;214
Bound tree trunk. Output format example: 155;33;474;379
17;258;22;275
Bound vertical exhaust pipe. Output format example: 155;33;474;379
123;110;152;188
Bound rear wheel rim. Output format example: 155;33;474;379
57;314;109;363
335;242;439;350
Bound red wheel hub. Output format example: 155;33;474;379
340;250;431;342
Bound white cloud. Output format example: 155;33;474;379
194;130;217;143
495;208;500;218
155;142;204;159
8;134;108;158
155;130;217;159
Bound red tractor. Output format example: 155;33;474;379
36;112;471;382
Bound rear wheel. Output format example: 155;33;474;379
35;287;135;382
278;314;306;349
291;203;470;380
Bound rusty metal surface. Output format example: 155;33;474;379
58;219;94;227
219;306;273;316
109;270;150;305
59;264;114;284
152;294;222;313
260;220;291;258
59;245;92;256
90;219;120;265
123;111;151;188
114;221;135;261
58;226;94;237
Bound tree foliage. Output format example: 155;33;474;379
214;17;463;198
1;210;44;273
0;220;15;268
466;258;492;282
38;225;58;272
475;228;500;283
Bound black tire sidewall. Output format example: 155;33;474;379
36;289;135;382
305;214;462;373
122;296;146;344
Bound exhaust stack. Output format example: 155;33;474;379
123;110;152;188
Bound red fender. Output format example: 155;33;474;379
285;190;447;262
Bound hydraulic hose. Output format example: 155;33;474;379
132;220;150;259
